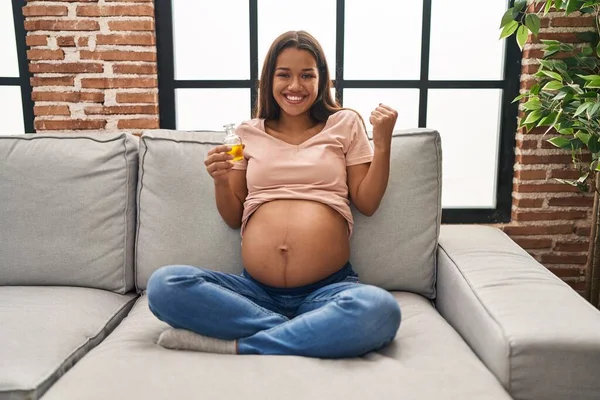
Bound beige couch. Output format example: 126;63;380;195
1;129;599;400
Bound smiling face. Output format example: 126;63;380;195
272;47;320;119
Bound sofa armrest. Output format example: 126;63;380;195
436;225;600;400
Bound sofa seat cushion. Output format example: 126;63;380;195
41;292;510;400
0;287;137;400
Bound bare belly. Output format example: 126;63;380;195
241;200;350;288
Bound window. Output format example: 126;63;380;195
0;1;33;134
155;0;520;223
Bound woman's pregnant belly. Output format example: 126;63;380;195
241;199;350;288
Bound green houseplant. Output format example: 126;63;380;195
500;0;600;307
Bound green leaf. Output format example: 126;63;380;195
597;42;600;57
523;98;543;110
500;20;519;39
539;112;558;125
525;14;541;36
531;84;541;95
514;0;528;11
540;70;563;81
512;93;528;103
541;39;561;46
565;0;583;13
548;136;572;148
587;102;600;118
596;161;600;171
500;8;517;28
523;110;544;124
516;25;529;49
577;74;600;81
555;0;564;8
576;131;591;145
543;80;564;90
589;137;600;153
544;0;554;14
584;79;600;89
574;102;592;116
582;46;594;56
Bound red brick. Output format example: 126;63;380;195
27;49;64;61
515;183;581;193
35;119;106;131
555;241;590;252
32;91;103;102
516;139;539;150
57;36;76;47
521;64;540;74
85;105;158;115
512;210;588;221
566;281;587;291
541;254;587;264
516;170;546;180
26;35;48;46
78;37;89;47
81;78;157;89
550;170;584;179
503;224;574;235
575;226;591;237
516;154;587;165
30;76;75;86
552;16;596;28
22;5;68;16
118;118;159;129
550;267;584;278
34;105;70;116
116;92;157;103
548;197;594;207
513;198;544;208
513;238;553;249
24;20;99;32
112;63;157;75
80;50;156;62
29;62;103;73
96;34;155;46
77;5;153;17
108;20;155;31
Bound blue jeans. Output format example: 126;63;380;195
147;262;401;359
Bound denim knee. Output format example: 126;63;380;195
351;285;402;343
147;265;200;314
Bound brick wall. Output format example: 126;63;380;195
23;0;159;134
20;2;597;294
495;8;597;295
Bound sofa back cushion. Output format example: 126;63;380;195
136;128;441;297
0;133;138;294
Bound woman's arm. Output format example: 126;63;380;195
347;104;398;216
215;170;247;229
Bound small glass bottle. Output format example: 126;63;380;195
223;123;243;162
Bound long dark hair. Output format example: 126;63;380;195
254;30;341;122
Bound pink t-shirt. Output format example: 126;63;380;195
232;109;373;237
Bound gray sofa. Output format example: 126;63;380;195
1;129;599;400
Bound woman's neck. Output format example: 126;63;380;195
276;112;316;133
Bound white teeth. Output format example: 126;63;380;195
286;95;303;101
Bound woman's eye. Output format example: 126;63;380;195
302;74;316;79
276;73;289;78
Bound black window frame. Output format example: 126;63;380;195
155;0;521;224
0;0;34;134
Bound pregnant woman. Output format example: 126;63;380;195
147;30;401;358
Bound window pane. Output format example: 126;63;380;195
258;0;336;79
429;0;506;80
172;1;249;80
0;1;19;78
0;86;24;134
345;0;422;80
343;89;419;136
175;89;250;131
427;89;502;208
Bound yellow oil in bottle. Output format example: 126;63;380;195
227;144;244;161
